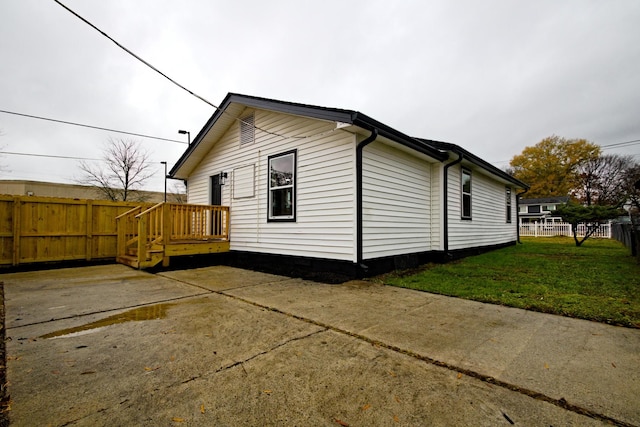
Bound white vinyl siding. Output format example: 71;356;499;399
361;141;432;259
430;163;443;250
232;164;255;199
447;164;517;250
506;187;512;223
187;109;357;261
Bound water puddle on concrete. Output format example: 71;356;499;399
40;303;175;339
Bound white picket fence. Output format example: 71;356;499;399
519;222;611;238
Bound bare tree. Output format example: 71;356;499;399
624;164;640;209
169;180;187;203
573;154;636;207
622;165;640;263
78;137;154;201
0;130;7;173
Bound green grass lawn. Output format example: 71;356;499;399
381;237;640;328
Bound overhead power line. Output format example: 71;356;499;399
490;138;640;165
2;151;101;161
1;150;174;167
0;109;187;144
600;139;640;149
52;0;217;109
52;0;305;142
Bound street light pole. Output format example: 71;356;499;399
160;161;167;202
178;129;191;145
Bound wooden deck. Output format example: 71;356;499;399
116;202;230;269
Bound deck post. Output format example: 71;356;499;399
162;202;171;245
162;202;171;267
225;206;230;239
116;214;124;259
138;214;147;266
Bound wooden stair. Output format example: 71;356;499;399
115;202;230;270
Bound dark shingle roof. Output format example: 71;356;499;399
520;196;570;205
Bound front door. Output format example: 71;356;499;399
211;175;222;235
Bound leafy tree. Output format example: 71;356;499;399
509;135;600;198
552;203;622;247
78;137;154;201
573;154;636;206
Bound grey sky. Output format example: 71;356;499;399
1;0;639;192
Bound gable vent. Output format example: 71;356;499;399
239;113;255;145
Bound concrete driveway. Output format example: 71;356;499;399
2;264;639;426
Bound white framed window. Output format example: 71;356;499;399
268;150;296;221
461;168;472;220
506;187;512;223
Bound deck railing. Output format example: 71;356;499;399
170;203;229;240
116;205;146;260
116;203;230;262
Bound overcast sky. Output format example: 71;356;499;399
1;0;639;192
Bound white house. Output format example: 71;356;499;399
518;196;569;225
169;93;528;277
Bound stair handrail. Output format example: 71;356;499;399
135;202;164;218
116;205;144;260
115;205;144;220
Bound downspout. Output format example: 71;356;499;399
442;151;463;257
356;128;379;274
516;188;529;244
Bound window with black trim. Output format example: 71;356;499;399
268;150;296;221
461;168;472;220
506;187;512;223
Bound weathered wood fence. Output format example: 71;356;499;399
0;195;153;266
519;222;611;238
611;223;638;256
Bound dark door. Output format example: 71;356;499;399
211;175;222;235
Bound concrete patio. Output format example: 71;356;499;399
2;264;638;426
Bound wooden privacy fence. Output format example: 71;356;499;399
0;195;153;266
519;222;611;238
611;223;638;256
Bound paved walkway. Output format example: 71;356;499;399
3;264;639;426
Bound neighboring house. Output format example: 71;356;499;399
0;180;183;203
518;196;570;225
169;93;528;276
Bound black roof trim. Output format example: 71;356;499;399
229;93;447;160
520;196;570;204
170;93;448;176
420;139;529;189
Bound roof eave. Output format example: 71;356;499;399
422;139;529;190
170;93;358;178
352;114;448;161
170;93;450;177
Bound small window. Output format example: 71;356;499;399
268;150;296;221
239;113;255;145
506;187;512;223
461;168;472;220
